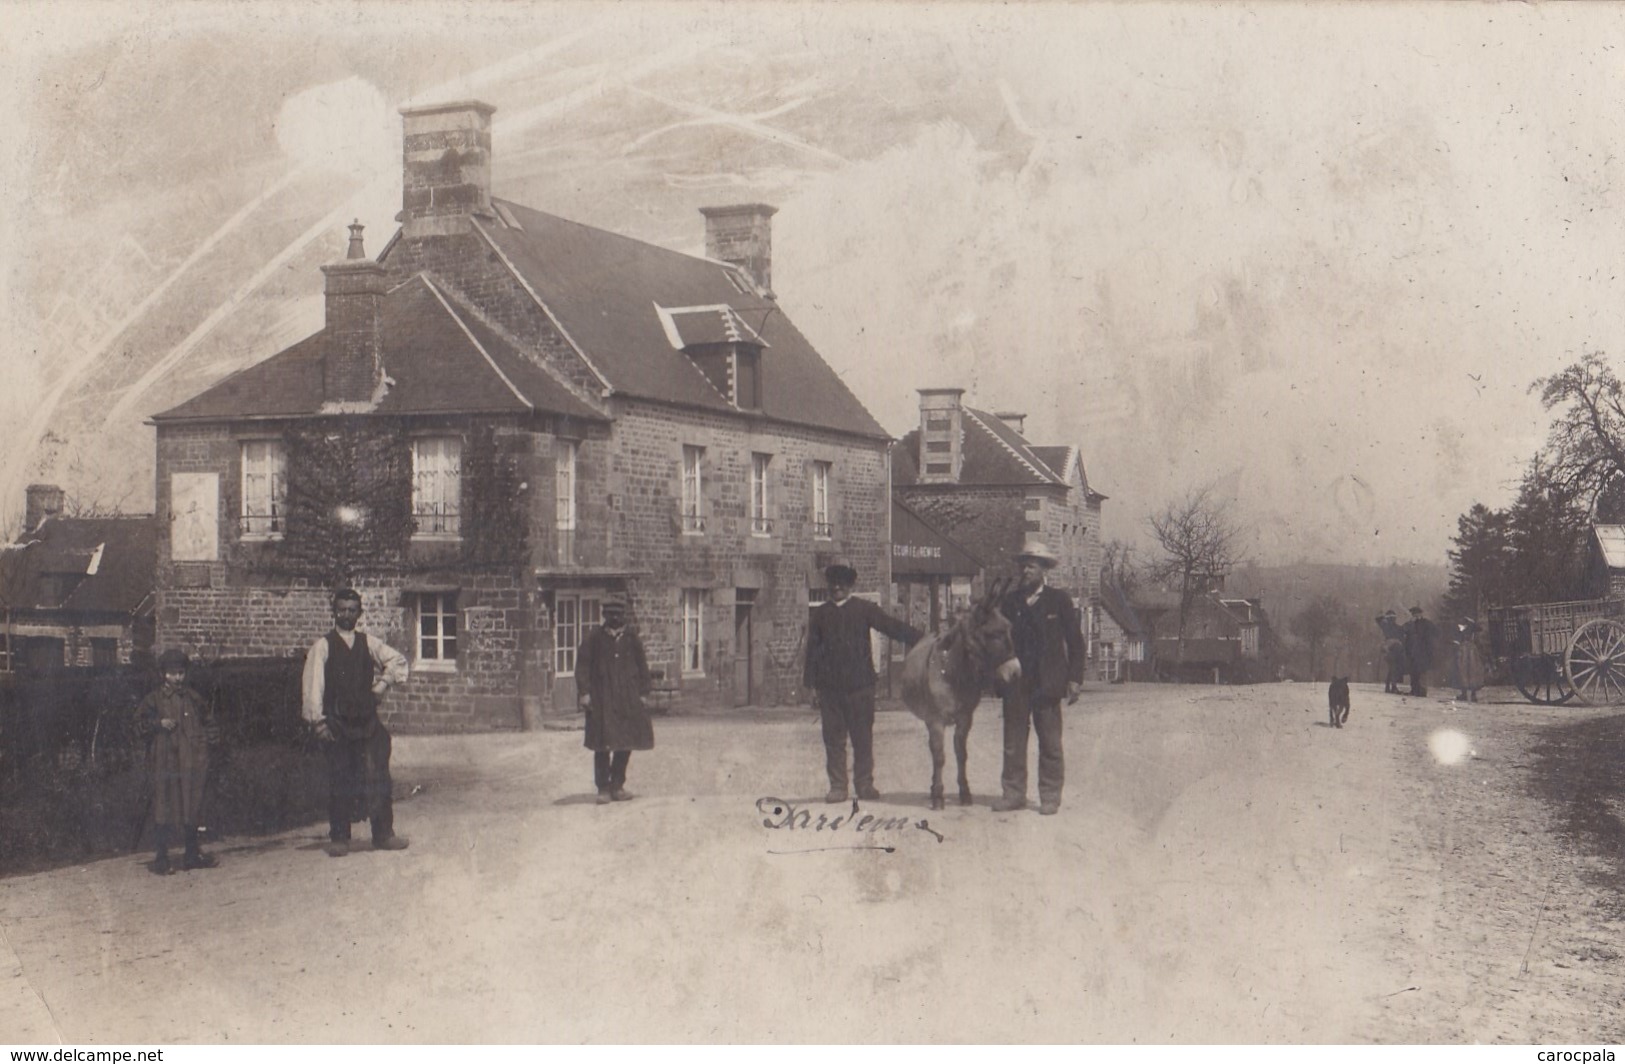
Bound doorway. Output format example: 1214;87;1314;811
733;590;755;707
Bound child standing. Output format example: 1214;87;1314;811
137;649;217;874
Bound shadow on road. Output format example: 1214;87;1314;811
1529;711;1625;914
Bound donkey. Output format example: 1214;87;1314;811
898;579;1022;810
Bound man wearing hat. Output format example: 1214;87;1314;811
302;588;411;857
803;557;923;803
1403;605;1438;697
1375;610;1407;694
136;649;218;873
575;593;653;803
996;540;1084;816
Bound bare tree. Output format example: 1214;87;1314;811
1101;538;1141;597
1532;350;1625;510
1146;487;1246;674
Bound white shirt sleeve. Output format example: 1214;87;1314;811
301;637;329;724
370;635;410;686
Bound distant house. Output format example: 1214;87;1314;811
889;497;983;636
148;100;894;731
0;485;157;672
1097;579;1148;682
1138;586;1277;684
892;388;1107;656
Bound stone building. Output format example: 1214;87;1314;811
149;100;893;731
0;484;157;672
891;388;1106;653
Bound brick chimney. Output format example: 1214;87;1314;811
320;222;387;405
994;411;1027;436
25;484;65;532
399;100;496;239
917;388;966;484
701;204;776;296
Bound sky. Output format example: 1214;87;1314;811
3;0;1624;565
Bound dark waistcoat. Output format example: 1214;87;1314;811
324;631;377;738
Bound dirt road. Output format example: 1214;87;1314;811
2;682;1621;1043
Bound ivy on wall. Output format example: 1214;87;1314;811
460;424;529;568
250;418;530;584
276;419;415;585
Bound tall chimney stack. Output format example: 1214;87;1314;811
399;100;496;239
320;222;388;405
916;388;966;485
25;484;64;533
701;204;777;296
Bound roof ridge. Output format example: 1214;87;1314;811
964;408;1059;485
428;275;609;415
473;218;613;398
418;277;533;411
494;197;733;275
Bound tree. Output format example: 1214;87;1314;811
1290;594;1343;682
1532;350;1625;512
1503;459;1590;605
1146;487;1246;672
1440;503;1511;621
1101;538;1141;597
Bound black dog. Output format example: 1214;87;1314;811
1328;677;1351;728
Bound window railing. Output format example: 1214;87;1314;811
751;516;774;536
414;507;461;536
813;520;833;539
240;513;284;536
681;512;706;534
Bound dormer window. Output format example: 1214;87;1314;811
655;305;769;411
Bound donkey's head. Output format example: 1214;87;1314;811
960;577;1020;691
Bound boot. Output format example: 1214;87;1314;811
182;827;217;870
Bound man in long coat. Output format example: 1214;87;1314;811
1404;605;1438;697
136;649;217;874
577;593;653;803
995;540;1085;816
1376;610;1408;694
302;588;411;857
803;557;922;803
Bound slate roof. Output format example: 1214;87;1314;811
3;515;157;615
153;276;605;423
894;407;1097;489
468;201;889;440
1099;580;1145;637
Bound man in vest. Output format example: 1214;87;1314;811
302;588;411;857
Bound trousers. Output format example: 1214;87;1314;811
594;750;632;791
1001;687;1064;804
325;724;394;843
818;685;876;793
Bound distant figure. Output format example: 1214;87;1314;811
995;540;1085;817
1454;618;1486;703
1404;606;1438;697
804;557;922;803
1375;610;1408;694
302;588;411;858
136;649;217;875
576;593;653;803
1327;677;1351;728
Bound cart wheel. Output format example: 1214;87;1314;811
1565;618;1625;705
1514;653;1575;705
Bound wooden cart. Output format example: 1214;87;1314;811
1486;598;1625;705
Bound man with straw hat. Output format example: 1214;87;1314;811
803;556;922;803
995;539;1084;816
